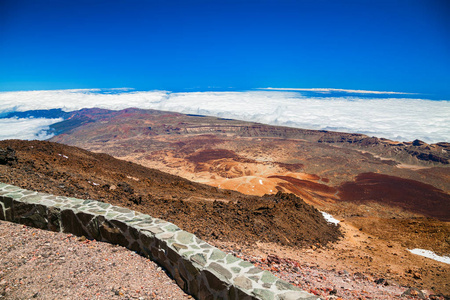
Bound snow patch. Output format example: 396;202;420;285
407;249;450;265
320;211;340;225
259;179;263;185
58;154;68;159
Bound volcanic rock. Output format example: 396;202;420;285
0;147;17;166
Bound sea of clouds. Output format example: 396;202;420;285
0;117;64;140
0;88;449;143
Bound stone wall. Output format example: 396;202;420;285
0;183;319;300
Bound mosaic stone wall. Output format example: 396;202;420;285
0;183;320;300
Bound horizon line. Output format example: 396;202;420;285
259;87;419;95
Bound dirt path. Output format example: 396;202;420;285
0;221;189;300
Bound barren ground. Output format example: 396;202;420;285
1;108;449;298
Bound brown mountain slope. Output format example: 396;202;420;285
44;108;450;295
48;108;449;219
45;107;450;252
1;138;449;295
0;139;341;248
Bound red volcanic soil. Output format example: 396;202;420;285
269;175;337;194
338;173;450;221
273;162;304;172
186;148;239;163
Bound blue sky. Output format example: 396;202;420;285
0;0;449;98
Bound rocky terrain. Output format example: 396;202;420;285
48;108;449;222
0;140;340;248
1;107;449;298
1;140;449;299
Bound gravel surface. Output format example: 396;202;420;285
0;221;189;300
213;240;449;300
1;220;447;300
225;250;412;300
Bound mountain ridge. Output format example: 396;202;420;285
47;107;449;165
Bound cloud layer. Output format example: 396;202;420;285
0;117;63;140
0;89;449;143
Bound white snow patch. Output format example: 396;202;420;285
407;249;450;265
58;154;68;159
320;211;340;225
259;179;263;185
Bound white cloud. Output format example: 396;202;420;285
0;89;449;143
0;117;63;140
0;89;168;112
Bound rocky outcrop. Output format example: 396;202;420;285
317;135;449;165
0;183;319;300
0;147;17;166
